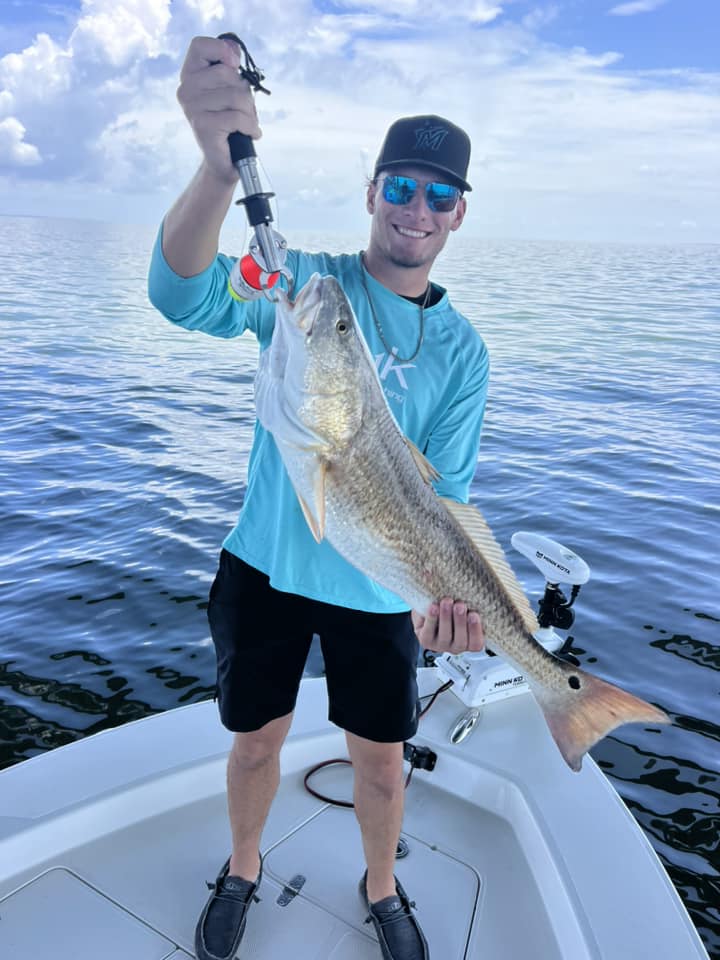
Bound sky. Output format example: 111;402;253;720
0;0;718;243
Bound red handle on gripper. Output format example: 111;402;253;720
239;254;280;291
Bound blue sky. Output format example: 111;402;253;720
0;0;718;242
539;0;717;72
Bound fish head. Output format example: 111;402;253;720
259;274;375;454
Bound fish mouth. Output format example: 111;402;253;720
291;273;325;335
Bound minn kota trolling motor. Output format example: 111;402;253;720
215;33;293;301
434;532;591;744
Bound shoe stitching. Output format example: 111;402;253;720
366;903;419;928
214;889;256;906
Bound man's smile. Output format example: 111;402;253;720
392;224;432;239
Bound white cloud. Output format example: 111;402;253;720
69;0;172;67
91;76;193;188
608;0;668;16
0;33;73;103
0;116;42;166
301;16;382;57
183;0;226;22
318;0;415;11
522;6;560;31
317;0;503;17
0;89;14;117
470;2;503;25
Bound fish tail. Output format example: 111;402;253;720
531;667;670;772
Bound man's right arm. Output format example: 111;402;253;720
162;165;237;279
161;35;262;278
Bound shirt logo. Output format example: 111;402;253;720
414;124;448;152
375;349;415;390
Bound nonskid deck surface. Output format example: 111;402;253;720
0;743;558;960
0;675;709;960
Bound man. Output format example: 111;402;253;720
148;35;488;960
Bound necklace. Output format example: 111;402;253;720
359;252;429;364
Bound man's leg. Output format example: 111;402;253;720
195;711;294;960
227;710;294;881
347;732;429;959
346;732;405;902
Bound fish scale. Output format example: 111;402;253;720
324;425;530;645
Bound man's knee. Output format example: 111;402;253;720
230;712;293;769
346;734;404;790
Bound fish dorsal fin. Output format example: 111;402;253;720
404;438;441;485
296;460;328;543
440;497;539;634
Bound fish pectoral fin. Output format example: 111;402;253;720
440;497;539;634
296;460;328;543
297;493;324;543
274;397;328;449
404;438;442;485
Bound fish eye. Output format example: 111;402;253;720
336;320;349;334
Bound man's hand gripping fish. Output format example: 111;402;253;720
255;274;670;771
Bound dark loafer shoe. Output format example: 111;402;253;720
360;871;430;960
194;855;262;960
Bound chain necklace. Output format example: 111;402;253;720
359;252;429;364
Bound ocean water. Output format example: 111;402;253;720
1;215;718;954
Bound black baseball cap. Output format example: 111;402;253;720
373;114;472;193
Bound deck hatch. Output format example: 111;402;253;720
264;805;480;959
0;867;177;960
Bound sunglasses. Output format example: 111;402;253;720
379;174;461;213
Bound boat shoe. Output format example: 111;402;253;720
194;855;262;960
360;871;430;960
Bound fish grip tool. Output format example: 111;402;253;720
216;32;292;301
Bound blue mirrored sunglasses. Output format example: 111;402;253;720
379;174;461;213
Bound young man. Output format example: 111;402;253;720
148;35;488;960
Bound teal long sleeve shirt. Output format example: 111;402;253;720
148;230;489;613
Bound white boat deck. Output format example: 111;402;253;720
0;670;709;959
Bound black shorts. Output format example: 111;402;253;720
207;550;420;743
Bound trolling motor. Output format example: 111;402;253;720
216;33;292;301
511;531;590;632
432;532;591;743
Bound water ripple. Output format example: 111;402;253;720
1;217;718;955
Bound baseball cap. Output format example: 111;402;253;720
373;114;472;192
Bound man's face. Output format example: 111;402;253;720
366;165;467;271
